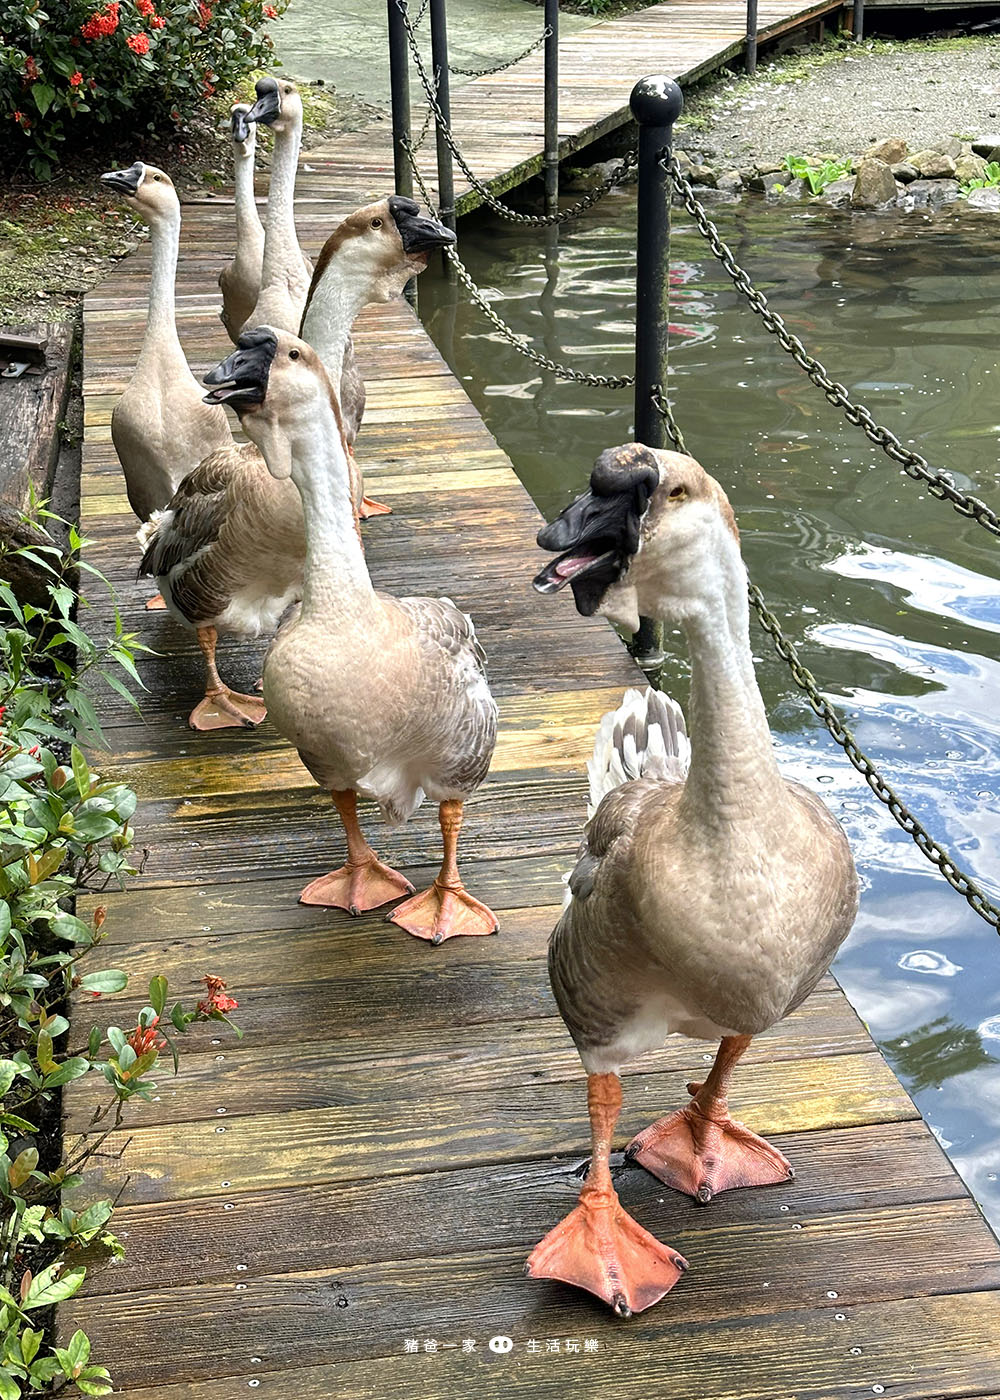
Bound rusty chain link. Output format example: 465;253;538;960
396;0;637;225
449;25;551;78
662;152;1000;540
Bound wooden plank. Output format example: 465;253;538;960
0;321;74;504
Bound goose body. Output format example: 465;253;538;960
204;326;498;943
100;162;231;523
219;104;266;343
526;443;858;1317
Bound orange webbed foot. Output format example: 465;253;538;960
359;495;392;518
299;857;415;914
188;690;267;731
387;880;498;944
526;1188;688;1317
627;1100;793;1203
145;592;167;610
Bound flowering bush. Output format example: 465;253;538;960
0;0;286;178
0;512;240;1395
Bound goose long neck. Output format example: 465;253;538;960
289;401;376;619
233;145;263;246
678;543;786;830
143;209;183;348
300;264;370;392
261;122;301;279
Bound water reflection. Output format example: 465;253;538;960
419;193;1000;1234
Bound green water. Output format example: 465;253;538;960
419;189;1000;1232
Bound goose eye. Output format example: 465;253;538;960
370;217;383;229
668;485;686;499
289;349;300;360
153;174;161;181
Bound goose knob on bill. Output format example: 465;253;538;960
525;444;859;1315
202;328;499;944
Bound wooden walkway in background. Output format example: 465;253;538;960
66;2;1000;1396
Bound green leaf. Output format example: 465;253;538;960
88;1026;102;1059
149;976;167;1017
106;1027;126;1056
65;1330;90;1370
8;1149;38;1190
0;1366;21;1400
70;745;90;799
36;1031;56;1075
76;1380;113;1397
51;913;95;945
71;1200;112;1236
23;1264;85;1309
0;1062;20;1097
78;970;127;994
42;1058;90;1088
19;1328;42;1366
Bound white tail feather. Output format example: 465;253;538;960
136;510;169;553
586;686;690;817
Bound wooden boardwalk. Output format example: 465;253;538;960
65;2;1000;1395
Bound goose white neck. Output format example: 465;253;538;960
260;121;302;283
233;142;263;247
143;208;183;350
299;259;373;394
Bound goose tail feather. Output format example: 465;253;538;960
586;686;689;817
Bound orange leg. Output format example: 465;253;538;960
627;1035;793;1203
188;626;267;731
299;789;415;913
526;1073;688;1317
387;799;498;944
359;495;392;519
145;592;167;610
347;446;391;521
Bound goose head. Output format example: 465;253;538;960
534;443;741;634
100;162;178;222
230;102;256;157
302;196;456;316
244;75;303;137
204;326;340;480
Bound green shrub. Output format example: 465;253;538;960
0;0;286;179
960;159;1000;195
784;153;853;195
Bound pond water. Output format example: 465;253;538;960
418;189;1000;1234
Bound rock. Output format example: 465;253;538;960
767;176;807;200
890;162;919;184
690;164;717;187
673;150;695;176
716;169;744;193
747;168;794;193
850;157;898;209
909;149;957;179
863;136;908;164
930;136;963;159
818;176;855;207
972;135;1000;158
755;161;786;176
965;186;1000;212
904;178;961;207
954;153;989;184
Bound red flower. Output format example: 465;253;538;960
126;1014;166;1057
197;975;238;1016
81;3;120;39
136;0;155;12
25;56;39;81
126;30;150;53
27;745;39;756
263;4;277;16
150;14;165;26
69;70;83;87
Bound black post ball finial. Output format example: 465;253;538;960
629;75;684;128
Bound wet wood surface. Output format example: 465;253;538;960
65;0;1000;1394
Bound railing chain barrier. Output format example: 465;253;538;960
649;383;687;454
662;152;1000;540
449;25;552;78
396;0;637;226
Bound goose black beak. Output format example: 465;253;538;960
533;444;660;616
245;77;281;127
388;195;457;253
231;106;251;143
100;162;144;196
203;328;278;413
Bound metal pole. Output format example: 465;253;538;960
543;0;559;215
745;0;758;77
429;0;456;273
387;0;413;201
629;75;684;672
853;0;864;42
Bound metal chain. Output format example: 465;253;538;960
411;67;438;154
396;0;637;226
662;153;1000;540
450;25;551;78
747;582;1000;929
650;383;688;453
412;0;429;24
404;139;635;388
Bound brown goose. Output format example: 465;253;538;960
203;327;499;943
139;196;454;731
219;104;265;343
526;444;859;1316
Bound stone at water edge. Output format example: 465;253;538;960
954;153;989;184
818;176;855;208
909;149;958;179
862;136;908;165
850;157;898;209
716;170;744;193
965;186;1000;213
904;178;961;208
972;136;1000;159
690;164;718;188
890;162;919;184
930;136;964;160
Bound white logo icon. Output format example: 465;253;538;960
488;1336;514;1354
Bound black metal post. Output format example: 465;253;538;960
745;0;758;76
543;0;559;215
630;75;684;671
429;0;456;273
852;0;864;41
387;0;413;201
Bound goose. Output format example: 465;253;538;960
141;199;455;731
202;327;499;943
99;162;232;526
219;103;265;343
526;443;859;1316
240;75;313;336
